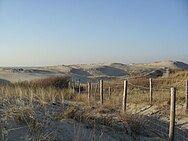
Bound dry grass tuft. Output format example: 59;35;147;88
63;106;78;119
13;106;36;124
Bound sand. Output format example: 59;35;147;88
0;60;187;83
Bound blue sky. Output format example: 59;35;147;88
0;0;188;66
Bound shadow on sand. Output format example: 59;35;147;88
142;114;188;140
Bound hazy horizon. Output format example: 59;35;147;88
0;0;188;66
0;59;188;68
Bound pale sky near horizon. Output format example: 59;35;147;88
0;0;188;66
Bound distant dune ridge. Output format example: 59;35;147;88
134;60;188;69
0;60;188;83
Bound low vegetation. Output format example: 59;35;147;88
0;70;188;140
13;75;70;89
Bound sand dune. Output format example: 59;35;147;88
132;60;188;69
0;60;187;83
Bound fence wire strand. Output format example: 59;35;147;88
84;77;188;140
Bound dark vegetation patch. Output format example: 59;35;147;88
14;76;70;89
0;79;11;86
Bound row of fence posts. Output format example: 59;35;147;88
70;78;188;141
71;78;188;114
70;79;81;95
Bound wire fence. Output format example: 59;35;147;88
72;76;188;140
0;76;188;140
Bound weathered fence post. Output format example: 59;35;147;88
72;81;75;94
149;78;153;105
91;82;93;95
108;86;111;97
100;80;104;105
78;79;81;95
68;81;71;89
169;88;176;141
185;79;188;114
88;82;91;103
122;80;128;114
94;83;98;100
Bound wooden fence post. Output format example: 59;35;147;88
94;83;98;100
108;86;111;97
68;81;71;89
100;80;104;105
72;81;75;94
122;80;128;113
88;82;91;103
149;78;153;105
186;79;188;114
91;82;93;95
169;88;176;141
78;79;81;95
